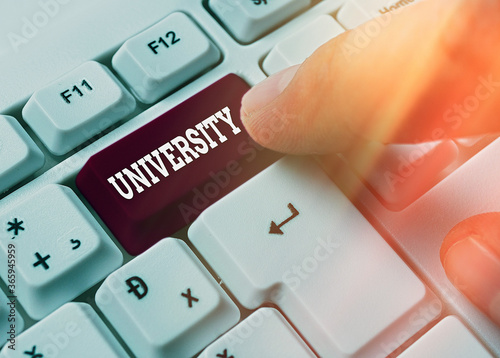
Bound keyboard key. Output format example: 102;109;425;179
0;0;184;113
453;134;497;159
96;238;239;358
345;140;459;210
112;12;220;104
359;137;500;355
263;15;345;75
454;135;487;148
76;74;279;255
22;61;136;156
189;156;441;357
199;307;315;357
0;290;24;349
209;0;311;43
0;303;128;357
398;316;493;358
0;184;122;319
337;0;422;29
0;116;44;194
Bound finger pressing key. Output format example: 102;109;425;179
441;212;500;326
241;0;500;154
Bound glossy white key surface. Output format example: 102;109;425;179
209;0;311;43
351;137;500;355
0;116;44;195
0;303;128;358
0;290;24;350
22;61;136;156
112;12;220;104
337;0;422;29
263;15;345;75
189;156;440;357
345;141;459;210
200;307;315;358
96;238;239;358
0;184;122;319
398;316;493;358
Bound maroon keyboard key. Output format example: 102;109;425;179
76;74;280;255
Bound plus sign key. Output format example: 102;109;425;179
0;185;122;320
95;238;239;358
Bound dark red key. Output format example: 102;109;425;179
76;75;279;255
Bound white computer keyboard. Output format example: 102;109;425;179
0;0;499;357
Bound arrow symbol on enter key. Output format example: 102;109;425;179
269;203;299;235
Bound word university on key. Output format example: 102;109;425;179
77;75;280;254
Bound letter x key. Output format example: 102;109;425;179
33;252;51;270
24;345;43;357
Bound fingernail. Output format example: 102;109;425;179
442;236;500;325
241;65;300;120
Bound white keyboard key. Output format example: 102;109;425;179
0;116;44;194
0;184;122;319
357;138;500;355
96;238;239;358
0;290;24;349
22;61;136;156
453;134;497;157
189;156;440;357
263;15;345;75
398;316;493;358
455;136;487;148
345;140;459;210
200;307;315;358
0;0;183;113
0;303;128;358
112;12;220;104
337;0;422;29
210;0;311;43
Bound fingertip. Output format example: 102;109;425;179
441;213;500;326
241;65;300;124
240;65;302;152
